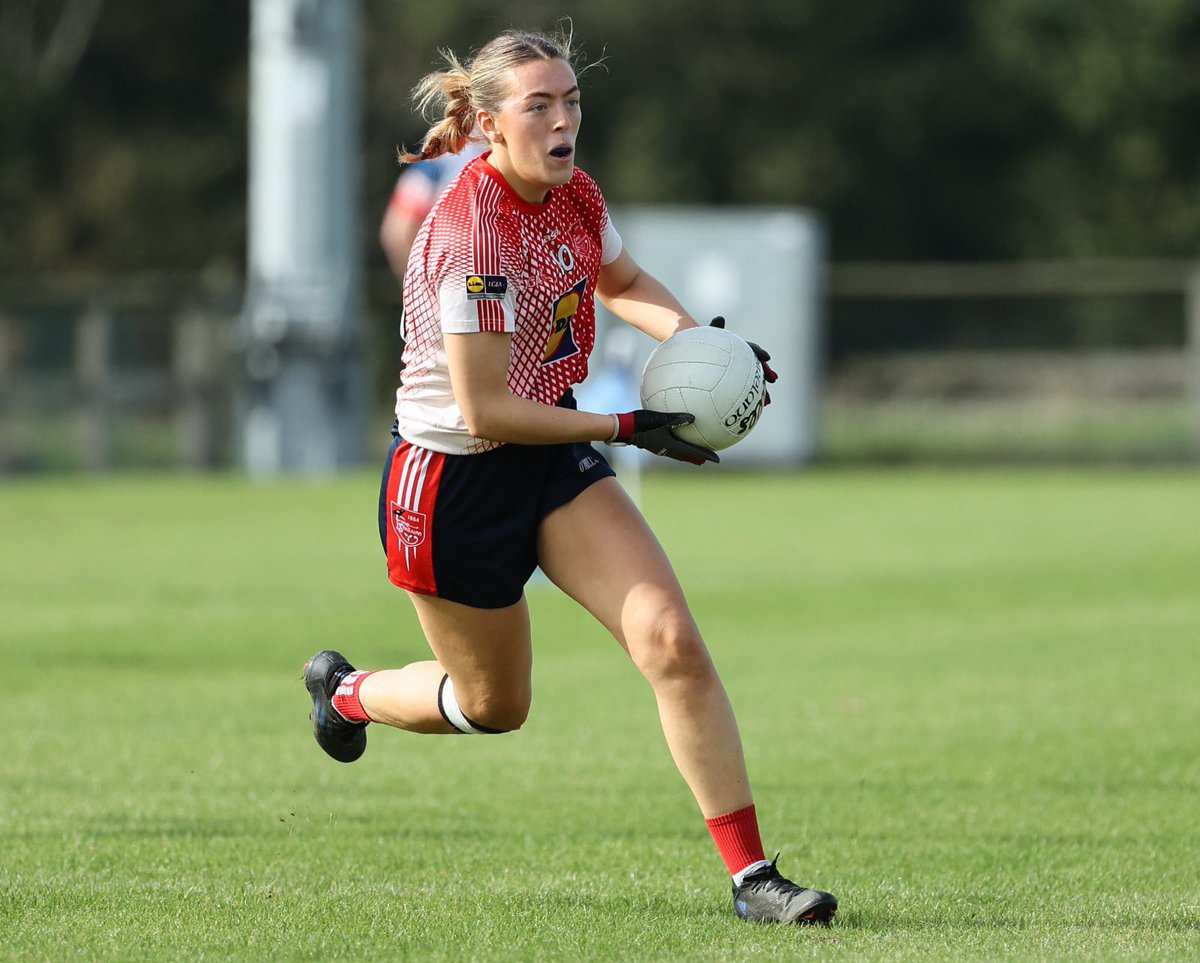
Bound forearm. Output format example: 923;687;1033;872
447;331;614;445
464;391;616;446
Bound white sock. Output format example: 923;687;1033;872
732;859;772;886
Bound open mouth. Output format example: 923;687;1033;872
549;146;573;159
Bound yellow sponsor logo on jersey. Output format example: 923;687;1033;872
466;275;485;294
543;292;579;358
543;279;587;364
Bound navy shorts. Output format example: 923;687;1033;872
378;428;616;609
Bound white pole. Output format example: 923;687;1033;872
243;0;364;473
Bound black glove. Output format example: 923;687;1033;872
608;410;719;465
709;316;776;403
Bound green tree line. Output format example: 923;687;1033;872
2;0;1199;275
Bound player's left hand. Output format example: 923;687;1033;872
709;316;776;404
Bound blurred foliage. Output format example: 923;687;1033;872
0;0;247;272
2;0;1199;274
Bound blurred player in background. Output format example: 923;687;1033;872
303;27;830;926
379;142;487;282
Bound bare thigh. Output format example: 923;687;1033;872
536;477;701;666
406;591;534;725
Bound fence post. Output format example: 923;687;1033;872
174;309;223;469
75;299;112;473
1187;269;1200;462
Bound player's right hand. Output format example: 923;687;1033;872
608;410;719;465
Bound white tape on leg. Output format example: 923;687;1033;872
437;674;489;735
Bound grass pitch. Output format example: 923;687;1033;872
2;468;1198;960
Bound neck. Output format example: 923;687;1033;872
486;150;549;204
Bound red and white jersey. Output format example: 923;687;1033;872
395;153;623;455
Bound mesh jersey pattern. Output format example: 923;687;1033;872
396;156;622;455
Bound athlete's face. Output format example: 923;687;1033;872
481;58;581;203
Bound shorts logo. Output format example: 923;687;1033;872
466;274;508;300
543;278;588;365
578;455;599;472
391;502;428;547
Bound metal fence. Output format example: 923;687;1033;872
823;259;1200;463
0;272;238;473
2;260;1198;473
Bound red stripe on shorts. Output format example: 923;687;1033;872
385;441;445;597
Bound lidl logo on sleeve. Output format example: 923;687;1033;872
466;274;508;300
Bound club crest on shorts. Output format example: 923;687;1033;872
391;502;428;547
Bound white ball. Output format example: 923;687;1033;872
640;326;767;451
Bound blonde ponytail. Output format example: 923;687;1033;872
397;27;582;165
397;51;477;164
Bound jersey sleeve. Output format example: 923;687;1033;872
569;169;623;265
601;216;623;265
438;183;521;335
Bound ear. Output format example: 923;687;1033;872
477;109;504;146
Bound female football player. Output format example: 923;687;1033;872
303;27;835;925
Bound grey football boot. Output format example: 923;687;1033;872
732;858;837;925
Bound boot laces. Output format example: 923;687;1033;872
744;855;795;891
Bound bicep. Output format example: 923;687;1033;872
444;331;512;414
596;248;641;305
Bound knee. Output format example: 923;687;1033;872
452;682;531;734
628;609;715;687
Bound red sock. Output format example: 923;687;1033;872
705;804;767;876
331;670;375;723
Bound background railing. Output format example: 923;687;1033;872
0;272;239;473
2;259;1198;473
823;259;1200;463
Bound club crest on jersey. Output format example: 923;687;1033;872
543;278;587;365
390;502;427;547
466;274;507;300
